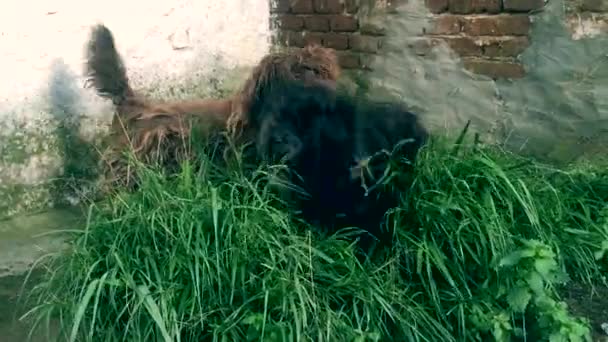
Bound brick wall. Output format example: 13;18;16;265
271;0;547;79
424;0;545;79
271;0;384;70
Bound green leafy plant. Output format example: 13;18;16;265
499;240;591;341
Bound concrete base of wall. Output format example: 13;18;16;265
0;208;81;278
0;274;59;342
0;208;82;341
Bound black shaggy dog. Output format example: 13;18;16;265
250;79;429;252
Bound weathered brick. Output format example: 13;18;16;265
330;15;359;31
292;0;314;13
271;0;291;13
440;36;482;56
407;38;441;56
426;0;449;13
275;31;305;47
337;51;360;69
360;21;386;36
449;0;501;13
304;16;330;31
581;0;608;12
462;58;526;79
345;0;360;13
429;15;463;35
462;15;531;36
277;15;305;30
477;0;501;13
303;32;324;45
472;0;501;13
503;0;545;12
479;36;530;57
449;0;472;14
350;35;381;52
314;0;343;13
322;33;349;49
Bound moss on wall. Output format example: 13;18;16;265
0;65;251;219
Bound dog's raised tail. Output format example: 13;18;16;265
85;24;133;106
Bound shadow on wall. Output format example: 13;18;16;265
46;58;100;207
42;57;254;208
364;0;607;163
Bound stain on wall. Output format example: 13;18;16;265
0;0;271;218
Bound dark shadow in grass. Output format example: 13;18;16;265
47;58;100;208
562;282;608;340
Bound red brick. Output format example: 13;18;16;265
345;0;360;13
330;15;359;31
314;0;343;13
271;0;291;13
277;15;305;30
360;22;386;36
462;15;531;36
322;33;349;49
477;0;501;13
462;58;526;79
426;0;449;13
350;35;381;53
448;0;471;13
473;0;501;13
478;36;530;57
304;16;330;31
440;37;481;56
292;0;314;13
303;32;324;45
449;0;501;13
275;31;305;47
429;15;463;35
503;0;545;12
337;51;360;69
581;0;608;12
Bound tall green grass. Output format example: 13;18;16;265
392;135;607;341
21;131;607;341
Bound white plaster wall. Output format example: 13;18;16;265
1;0;271;115
0;0;271;217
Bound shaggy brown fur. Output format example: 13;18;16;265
84;24;341;190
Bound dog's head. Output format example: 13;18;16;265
230;45;341;134
252;79;342;164
291;44;341;86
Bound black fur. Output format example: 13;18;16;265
251;79;429;252
84;24;134;106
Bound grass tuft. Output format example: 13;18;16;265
22;128;608;341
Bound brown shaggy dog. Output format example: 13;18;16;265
84;24;341;190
